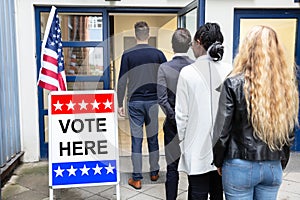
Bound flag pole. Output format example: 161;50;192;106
42;6;57;200
37;6;56;87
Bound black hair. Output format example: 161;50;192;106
134;21;150;41
194;22;224;61
172;28;191;53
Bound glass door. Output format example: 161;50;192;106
177;0;198;59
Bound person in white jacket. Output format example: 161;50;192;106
175;22;232;200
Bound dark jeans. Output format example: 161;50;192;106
128;100;159;180
164;118;180;200
188;170;223;200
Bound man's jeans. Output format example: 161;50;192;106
128;100;159;180
222;159;282;200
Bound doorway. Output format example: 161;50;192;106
108;13;178;157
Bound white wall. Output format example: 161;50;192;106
15;0;40;162
15;0;300;162
206;0;300;64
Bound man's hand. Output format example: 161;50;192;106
217;167;222;176
118;107;126;117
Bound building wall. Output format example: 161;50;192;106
15;0;300;162
0;0;22;167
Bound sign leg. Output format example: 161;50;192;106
49;187;54;200
116;183;120;200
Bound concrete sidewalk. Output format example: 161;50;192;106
2;153;300;200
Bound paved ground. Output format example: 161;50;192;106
2;152;300;200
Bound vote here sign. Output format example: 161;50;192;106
48;90;119;189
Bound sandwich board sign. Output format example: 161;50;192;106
48;90;119;199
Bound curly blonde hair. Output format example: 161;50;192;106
231;25;299;150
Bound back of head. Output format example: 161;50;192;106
172;28;191;53
134;21;150;41
232;25;299;150
194;22;224;61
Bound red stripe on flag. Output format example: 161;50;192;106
38;80;58;91
57;73;66;91
41;68;58;80
43;54;58;66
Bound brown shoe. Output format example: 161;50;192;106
150;174;159;181
128;178;141;189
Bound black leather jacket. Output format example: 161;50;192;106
213;74;294;169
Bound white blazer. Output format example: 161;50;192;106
175;55;232;175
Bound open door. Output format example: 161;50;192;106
177;0;198;36
177;0;198;60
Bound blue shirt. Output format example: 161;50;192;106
117;44;167;107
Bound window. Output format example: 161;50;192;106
88;16;102;29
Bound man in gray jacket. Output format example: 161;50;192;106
157;28;193;200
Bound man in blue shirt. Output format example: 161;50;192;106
157;28;194;200
117;21;167;190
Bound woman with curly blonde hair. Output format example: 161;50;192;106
213;25;298;200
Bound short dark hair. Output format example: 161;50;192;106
134;21;150;41
172;28;191;53
194;22;224;61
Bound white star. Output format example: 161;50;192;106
53;100;63;111
80;164;90;176
54;166;64;177
79;100;88;110
66;101;76;111
93;164;103;175
105;163;115;174
91;99;100;110
103;99;112;109
67;165;77;176
50;41;55;46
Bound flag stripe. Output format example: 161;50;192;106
43;54;58;66
39;74;59;87
41;61;59;73
41;68;58;80
38;80;58;91
57;73;67;91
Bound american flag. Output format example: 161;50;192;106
37;6;67;91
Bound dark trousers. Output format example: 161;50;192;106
164;118;181;200
188;170;223;200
